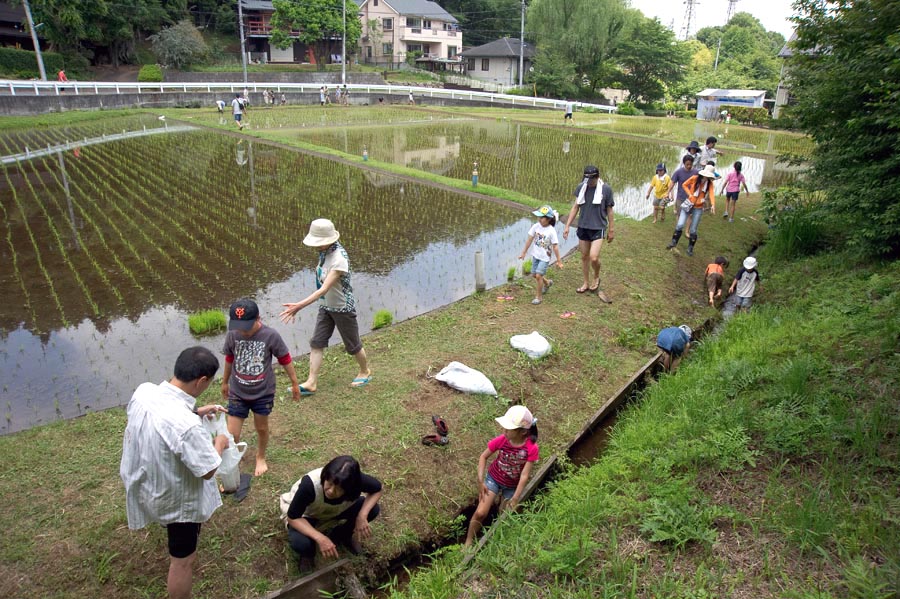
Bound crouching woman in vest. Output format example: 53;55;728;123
280;455;382;570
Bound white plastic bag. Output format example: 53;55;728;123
201;412;247;492
434;361;498;396
510;331;552;359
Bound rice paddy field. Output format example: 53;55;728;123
0;105;810;598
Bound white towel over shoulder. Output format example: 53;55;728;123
576;178;605;205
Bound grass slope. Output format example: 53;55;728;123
0;186;766;596
388;249;900;598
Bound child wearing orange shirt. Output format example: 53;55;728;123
705;256;729;306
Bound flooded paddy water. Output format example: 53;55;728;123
290;119;797;221
0;109;795;434
0;116;579;433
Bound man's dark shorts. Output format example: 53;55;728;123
564;113;573;120
234;113;242;122
576;227;606;242
311;307;363;355
167;522;201;558
228;395;274;419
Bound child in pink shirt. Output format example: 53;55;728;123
722;161;749;222
464;405;539;546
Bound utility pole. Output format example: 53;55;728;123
22;0;46;81
518;0;525;87
237;0;248;84
342;0;347;85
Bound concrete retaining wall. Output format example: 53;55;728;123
163;71;386;85
0;91;533;116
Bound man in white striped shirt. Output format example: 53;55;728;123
120;346;229;599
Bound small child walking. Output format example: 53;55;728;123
464;405;539;547
721;161;749;222
646;163;671;223
704;256;729;306
728;256;761;312
519;205;563;305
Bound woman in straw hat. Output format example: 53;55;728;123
666;164;718;257
280;219;372;393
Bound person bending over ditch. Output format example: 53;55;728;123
563;164;615;303
222;298;301;477
280;218;372;392
519;205;563;305
705;256;729;307
280;455;383;571
465;405;539;547
656;325;692;372
120;346;230;599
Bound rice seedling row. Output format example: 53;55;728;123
0;165;69;328
16;158;107;317
0;185;37;327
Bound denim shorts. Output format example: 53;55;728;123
484;472;516;500
234;114;242;122
531;258;550;276
228;394;274;419
737;295;753;308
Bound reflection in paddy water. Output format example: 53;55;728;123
0;128;576;433
295;120;799;221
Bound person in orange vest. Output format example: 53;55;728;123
666;164;717;256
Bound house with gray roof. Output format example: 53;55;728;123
458;37;534;86
356;0;462;68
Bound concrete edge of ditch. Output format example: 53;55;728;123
262;315;719;597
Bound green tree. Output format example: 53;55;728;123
442;0;520;48
270;0;361;69
149;19;209;69
614;14;688;103
789;0;900;255
527;0;631;94
23;0;170;65
527;47;578;98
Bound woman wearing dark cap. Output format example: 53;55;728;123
563;165;615;303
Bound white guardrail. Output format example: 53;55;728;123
0;79;617;113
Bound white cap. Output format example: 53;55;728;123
743;256;757;270
495;405;534;430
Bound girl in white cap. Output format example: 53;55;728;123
518;205;564;305
464;405;539;547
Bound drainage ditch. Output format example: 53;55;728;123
260;314;726;599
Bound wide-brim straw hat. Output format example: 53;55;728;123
303;218;340;246
698;164;718;178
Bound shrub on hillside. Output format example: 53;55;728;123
137;64;163;82
0;47;77;79
149;19;209;69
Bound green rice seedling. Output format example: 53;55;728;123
507;266;516;281
523;259;532;275
188;310;227;335
372;309;393;330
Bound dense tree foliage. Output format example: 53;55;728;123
150;19;209;68
441;0;520;48
692;13;784;97
269;0;361;69
789;0;900;255
613;12;688;103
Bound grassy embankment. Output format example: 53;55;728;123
0;112;770;598
386;244;900;598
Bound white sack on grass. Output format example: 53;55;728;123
202;411;247;492
435;361;498;396
510;331;552;359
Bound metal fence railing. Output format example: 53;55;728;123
0;79;618;113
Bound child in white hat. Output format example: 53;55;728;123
519;205;564;305
728;256;761;311
464;405;539;547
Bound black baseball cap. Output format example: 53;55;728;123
228;299;259;331
583;165;600;178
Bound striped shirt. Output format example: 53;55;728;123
120;381;222;529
